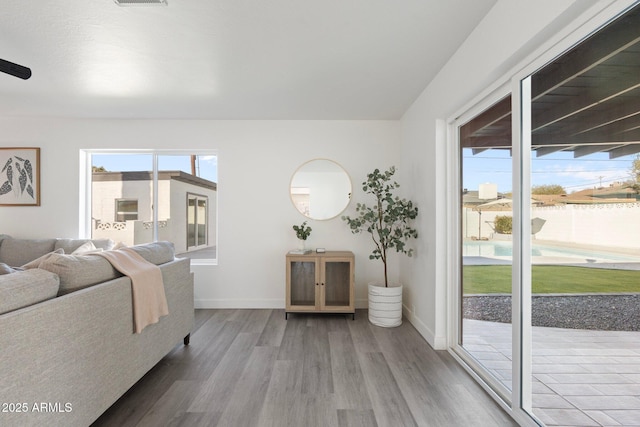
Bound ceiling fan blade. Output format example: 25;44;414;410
0;58;31;80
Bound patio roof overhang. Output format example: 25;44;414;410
461;6;640;159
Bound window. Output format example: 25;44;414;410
85;151;217;263
115;199;138;222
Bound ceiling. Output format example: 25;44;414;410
461;4;640;159
0;0;496;120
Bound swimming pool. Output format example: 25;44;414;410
463;240;640;264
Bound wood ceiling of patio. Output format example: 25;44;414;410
461;5;640;159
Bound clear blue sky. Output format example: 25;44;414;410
92;154;217;183
463;149;635;194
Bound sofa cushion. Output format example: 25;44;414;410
127;241;175;265
38;253;121;296
0;237;57;267
54;238;114;254
21;248;65;269
0;269;60;315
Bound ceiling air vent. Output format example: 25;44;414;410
114;0;167;5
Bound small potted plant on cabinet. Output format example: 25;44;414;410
342;166;418;327
292;221;312;253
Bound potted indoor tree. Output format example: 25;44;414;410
342;166;418;327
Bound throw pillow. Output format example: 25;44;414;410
0;237;57;267
54;238;115;253
38;252;121;296
112;241;128;250
0;263;17;275
21;248;65;269
70;241;103;255
126;241;175;265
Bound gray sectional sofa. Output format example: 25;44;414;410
0;235;194;427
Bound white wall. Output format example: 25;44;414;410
398;0;603;349
0;118;399;309
533;204;640;249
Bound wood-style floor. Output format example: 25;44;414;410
92;309;518;427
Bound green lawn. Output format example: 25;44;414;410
463;265;640;294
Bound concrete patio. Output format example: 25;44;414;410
464;319;640;426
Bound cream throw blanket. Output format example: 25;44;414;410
96;248;169;333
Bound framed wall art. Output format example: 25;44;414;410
0;147;40;206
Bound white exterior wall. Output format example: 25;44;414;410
533;204;640;249
91;178;215;252
157;179;172;221
92;180;154;223
461;208;503;240
462;203;640;251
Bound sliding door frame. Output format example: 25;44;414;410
447;82;515;410
446;1;639;425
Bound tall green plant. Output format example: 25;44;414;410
342;166;418;287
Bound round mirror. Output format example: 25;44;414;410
290;159;352;220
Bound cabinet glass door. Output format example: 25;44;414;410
290;261;317;306
323;260;350;306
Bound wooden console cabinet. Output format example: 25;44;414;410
285;251;355;319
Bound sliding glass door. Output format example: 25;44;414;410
459;95;514;400
454;3;640;426
187;193;208;250
524;6;640;424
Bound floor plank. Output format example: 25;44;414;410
329;331;372;410
92;309;517;427
301;317;334;394
257;359;303;427
188;332;261;413
215;346;277;427
357;351;419;427
136;380;203;427
337;409;379;427
256;309;287;347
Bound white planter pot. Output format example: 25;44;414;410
368;283;403;327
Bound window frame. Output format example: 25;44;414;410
80;149;218;265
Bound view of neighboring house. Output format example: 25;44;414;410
91;170;217;257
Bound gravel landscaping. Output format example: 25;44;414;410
463;294;640;331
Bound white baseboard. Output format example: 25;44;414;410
355;298;368;309
403;304;447;350
194;299;283;309
196;298;370;310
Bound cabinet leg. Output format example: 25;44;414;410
285;312;288;320
352;313;355;321
184;333;191;346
